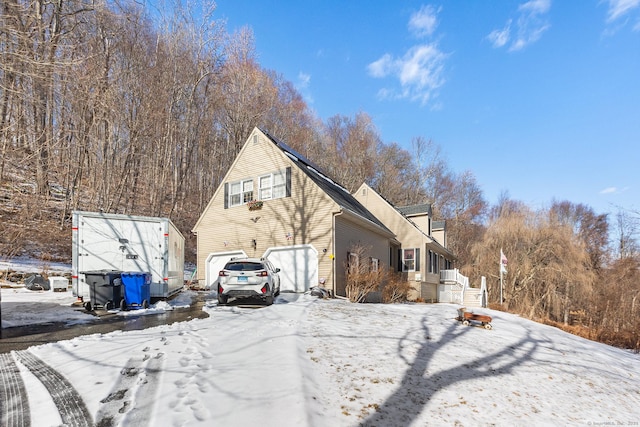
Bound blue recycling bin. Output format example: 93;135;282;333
120;272;151;310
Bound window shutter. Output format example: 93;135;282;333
285;167;292;197
415;248;420;272
224;183;229;209
397;249;402;272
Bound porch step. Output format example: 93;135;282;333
463;288;483;308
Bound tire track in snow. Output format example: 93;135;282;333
0;352;31;427
95;350;165;427
123;351;165;426
14;350;92;427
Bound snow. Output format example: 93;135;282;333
1;279;640;425
0;257;71;274
0;287;91;328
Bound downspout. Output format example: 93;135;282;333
332;210;344;299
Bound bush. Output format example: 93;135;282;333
344;244;386;303
346;268;386;303
381;272;412;303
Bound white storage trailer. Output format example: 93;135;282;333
72;211;185;300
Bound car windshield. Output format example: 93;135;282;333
225;262;264;272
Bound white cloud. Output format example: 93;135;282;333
297;72;311;89
409;5;439;38
600;187;618;194
367;54;393;78
295;72;314;104
368;43;447;105
368;5;447;106
399;45;446;92
600;186;630;195
375;87;393;101
519;0;551;15
487;21;512;48
488;0;551;52
605;0;640;22
603;0;640;33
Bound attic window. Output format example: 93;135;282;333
229;179;253;207
253;134;258;144
259;170;286;201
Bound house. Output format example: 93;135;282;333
192;127;397;297
353;183;455;302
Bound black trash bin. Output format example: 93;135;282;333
82;270;123;311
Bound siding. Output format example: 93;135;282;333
194;130;336;290
334;214;391;297
354;183;449;298
432;228;446;247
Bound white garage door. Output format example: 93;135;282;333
205;250;247;289
264;245;318;293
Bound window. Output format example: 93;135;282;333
403;249;415;272
348;252;359;274
229;179;253;207
370;257;379;272
259;170;286;201
428;250;441;274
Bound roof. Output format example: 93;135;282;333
357;183;453;257
259;128;392;234
432;220;446;230
397;203;432;216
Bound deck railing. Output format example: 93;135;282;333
439;269;469;288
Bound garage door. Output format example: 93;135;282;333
264;245;318;293
205;250;247;289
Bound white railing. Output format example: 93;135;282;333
440;269;469;288
439;270;488;307
440;269;469;305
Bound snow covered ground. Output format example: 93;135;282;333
1;283;639;427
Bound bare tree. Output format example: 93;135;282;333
370;142;425;206
550;200;609;272
215;27;278;154
470;204;595;324
320;112;380;192
614;210;639;260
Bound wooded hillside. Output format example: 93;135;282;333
1;0;638;350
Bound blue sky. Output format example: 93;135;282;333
215;0;640;216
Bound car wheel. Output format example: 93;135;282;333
120;298;127;311
218;295;228;305
265;295;274;306
105;301;113;310
85;301;92;312
275;285;280;297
